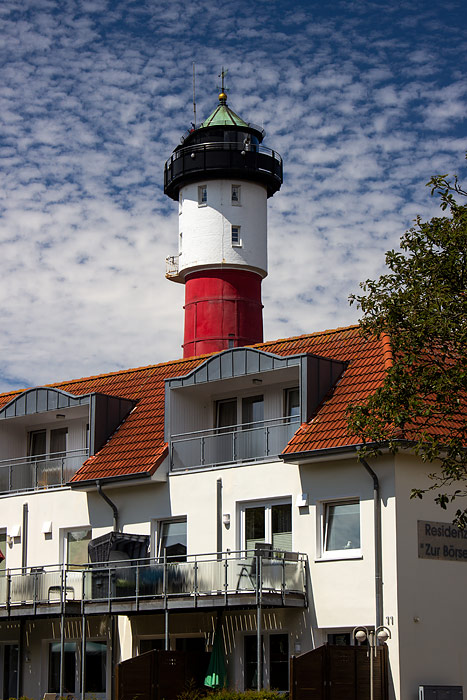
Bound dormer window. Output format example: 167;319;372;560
0;387;134;494
165;347;346;472
285;387;300;421
216;398;237;432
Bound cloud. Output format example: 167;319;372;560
0;0;466;392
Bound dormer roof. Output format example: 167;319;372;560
0;325;389;485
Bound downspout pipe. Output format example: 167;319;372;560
356;449;383;633
96;481;119;532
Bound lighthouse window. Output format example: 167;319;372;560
232;185;241;205
198;185;207;206
231;225;241;246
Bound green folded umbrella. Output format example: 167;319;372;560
204;625;226;688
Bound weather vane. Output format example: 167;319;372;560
217;67;229;97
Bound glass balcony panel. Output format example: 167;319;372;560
261;560;284;591
166;562;194;594
138;563;164;597
204;432;233;465
0;576;6;605
172;439;202;471
237;426;266;461
284;561;305;592
233;557;257;592
196;560;224;594
0;450;88;494
170;418;299;471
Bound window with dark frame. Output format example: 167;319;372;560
48;642;76;694
244;635;263;690
216;398;237;432
269;634;289;690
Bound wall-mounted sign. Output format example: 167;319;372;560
418;520;467;562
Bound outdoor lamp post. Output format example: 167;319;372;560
353;625;391;700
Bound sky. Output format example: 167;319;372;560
0;0;466;392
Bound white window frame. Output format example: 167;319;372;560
231;184;241;205
231;225;242;247
238;498;292;553
317;499;362;561
155;517;187;560
198;184;207;206
61;526;92;566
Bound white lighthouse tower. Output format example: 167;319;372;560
164;85;283;357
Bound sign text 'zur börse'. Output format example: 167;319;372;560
418;520;467;562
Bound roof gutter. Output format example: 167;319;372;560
356;448;383;634
96;480;119;532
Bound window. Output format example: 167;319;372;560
269;634;289;690
244;635;263;690
242;395;264;428
48;640;106;695
2;644;19;699
28;427;68;457
0;531;6;574
198;185;207;205
140;638;165;654
66;528;92;566
158;519;187;561
231;225;241;246
284;387;300;421
85;641;107;693
322;500;360;557
49;642;76;694
328;632;351;646
216;398;237;432
231;184;241;205
29;429;46;457
243;502;292;552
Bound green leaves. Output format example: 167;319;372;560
348;157;467;527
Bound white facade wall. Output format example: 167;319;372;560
178;180;268;278
1;449;466;698
394;454;467;699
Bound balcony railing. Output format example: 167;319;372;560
0;550;307;611
170;416;300;471
0;448;89;494
165;254;180;279
164;141;283;199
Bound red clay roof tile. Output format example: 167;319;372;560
4;325;455;481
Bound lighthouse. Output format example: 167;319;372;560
164;86;283;358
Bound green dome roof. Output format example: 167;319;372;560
199;95;249;129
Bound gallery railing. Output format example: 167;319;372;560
170;416;300;471
0;448;89;494
0;550;307;610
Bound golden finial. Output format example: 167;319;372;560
218;67;228;103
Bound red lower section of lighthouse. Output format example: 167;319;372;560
183;270;264;357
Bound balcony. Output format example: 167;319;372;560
165;254;180;280
0;448;89;494
164;141;283;200
0;549;307;618
170;416;300;472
